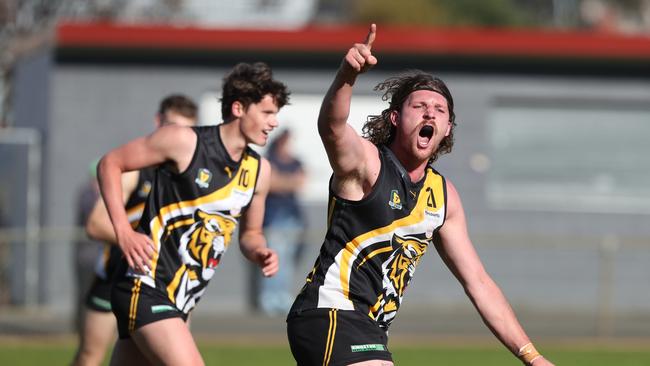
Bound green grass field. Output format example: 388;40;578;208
1;340;649;365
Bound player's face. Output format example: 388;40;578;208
240;94;280;146
391;89;451;162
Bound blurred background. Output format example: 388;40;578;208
1;0;650;344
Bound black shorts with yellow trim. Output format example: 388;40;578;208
287;308;392;366
84;275;113;312
111;277;187;339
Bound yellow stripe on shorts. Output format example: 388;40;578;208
128;279;142;333
323;309;337;366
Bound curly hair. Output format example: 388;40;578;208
362;70;456;162
220;62;290;121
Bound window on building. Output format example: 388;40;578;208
487;98;650;214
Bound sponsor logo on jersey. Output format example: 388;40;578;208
388;190;402;210
194;168;212;188
424;210;440;218
424;210;440;238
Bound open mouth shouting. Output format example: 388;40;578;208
417;124;434;149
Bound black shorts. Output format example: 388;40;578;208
287;308;392;366
111;277;187;339
84;276;113;312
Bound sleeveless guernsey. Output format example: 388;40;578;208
119;125;261;314
290;145;447;330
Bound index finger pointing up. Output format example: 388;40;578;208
364;23;376;49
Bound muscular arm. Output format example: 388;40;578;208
239;158;279;277
435;180;552;365
86;170;139;243
97;124;197;272
318;24;381;201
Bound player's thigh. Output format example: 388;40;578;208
81;309;117;349
75;308;116;366
348;360;394;366
132;317;204;366
109;338;151;366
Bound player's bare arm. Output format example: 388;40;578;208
86;170;139;243
238;157;279;277
97;124;197;273
435;180;554;365
319;23;380;201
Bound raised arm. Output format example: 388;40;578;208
97;124;197;273
86;170;139;243
435;180;553;366
318;24;381;200
239;157;278;277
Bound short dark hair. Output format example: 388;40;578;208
220;62;290;120
158;94;198;121
362;70;456;162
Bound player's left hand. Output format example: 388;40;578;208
254;247;279;277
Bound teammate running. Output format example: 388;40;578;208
98;63;289;365
71;94;198;366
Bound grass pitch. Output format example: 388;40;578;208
0;338;649;365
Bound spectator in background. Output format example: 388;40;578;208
257;129;307;316
73;160;102;332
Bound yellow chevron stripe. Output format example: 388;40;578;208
126;202;145;226
340;171;444;298
356;245;393;269
167;263;187;303
166;218;195;236
147;153;259;282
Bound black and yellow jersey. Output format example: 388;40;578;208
290;145;447;330
122;125;261;314
94;167;155;281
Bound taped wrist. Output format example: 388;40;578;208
517;343;542;365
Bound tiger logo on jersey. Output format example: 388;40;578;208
186;209;237;269
168;209;237;312
374;234;428;324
